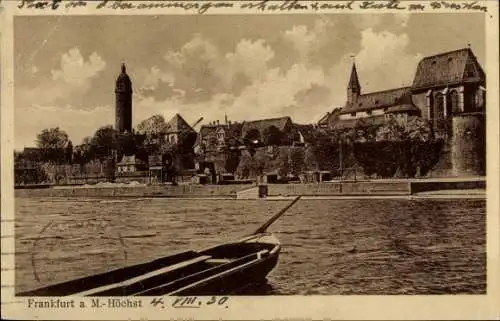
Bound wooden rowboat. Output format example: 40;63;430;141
19;233;280;296
18;196;301;297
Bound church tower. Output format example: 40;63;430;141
347;63;361;105
115;63;133;133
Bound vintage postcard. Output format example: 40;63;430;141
1;0;499;320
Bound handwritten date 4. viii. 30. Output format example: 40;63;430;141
150;296;230;309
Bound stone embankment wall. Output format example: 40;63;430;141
15;184;252;198
267;182;411;196
15;179;486;199
410;179;485;194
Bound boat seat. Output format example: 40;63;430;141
72;255;212;296
205;258;233;265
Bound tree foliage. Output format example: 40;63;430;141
136;114;169;139
376;115;432;142
262;125;284;146
90;125;118;160
353;139;444;178
36;127;69;163
289;147;305;176
244;128;261;145
224;150;240;174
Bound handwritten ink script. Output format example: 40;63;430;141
150;296;230;309
17;0;488;13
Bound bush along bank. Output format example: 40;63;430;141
353;139;445;179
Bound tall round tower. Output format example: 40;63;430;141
115;63;133;133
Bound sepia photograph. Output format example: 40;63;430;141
11;12;489;296
1;2;499;320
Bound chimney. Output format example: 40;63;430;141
217;120;220;126
225;114;228;125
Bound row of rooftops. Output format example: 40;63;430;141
339;47;485;116
19;48;486;153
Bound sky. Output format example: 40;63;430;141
14;13;485;150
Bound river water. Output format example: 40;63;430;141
15;197;486;295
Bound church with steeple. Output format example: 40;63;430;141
115;63;133;133
318;47;486;176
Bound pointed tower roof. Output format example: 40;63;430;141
166;113;195;134
116;63;132;93
348;63;361;91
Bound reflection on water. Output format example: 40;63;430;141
15;197;486;295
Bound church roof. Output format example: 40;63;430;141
341;87;417;114
241;116;292;137
348;63;361;91
412;48;485;90
165;113;195;134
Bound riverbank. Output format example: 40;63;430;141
14;177;486;199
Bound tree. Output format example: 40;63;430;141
82;136;92;145
75;137;93;165
262;125;283;146
137;114;169;137
277;149;290;177
304;145;319;171
289;147;305;176
225;150;240;174
405;116;433;141
244;128;261;145
236;151;252;179
65;140;73;164
90;125;118;160
36;127;69;163
376;115;433;142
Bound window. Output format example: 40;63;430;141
449;90;460;114
350;112;356;117
366;110;372;115
434;93;446;131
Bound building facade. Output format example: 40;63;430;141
411;48;486;139
320;47;486;176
